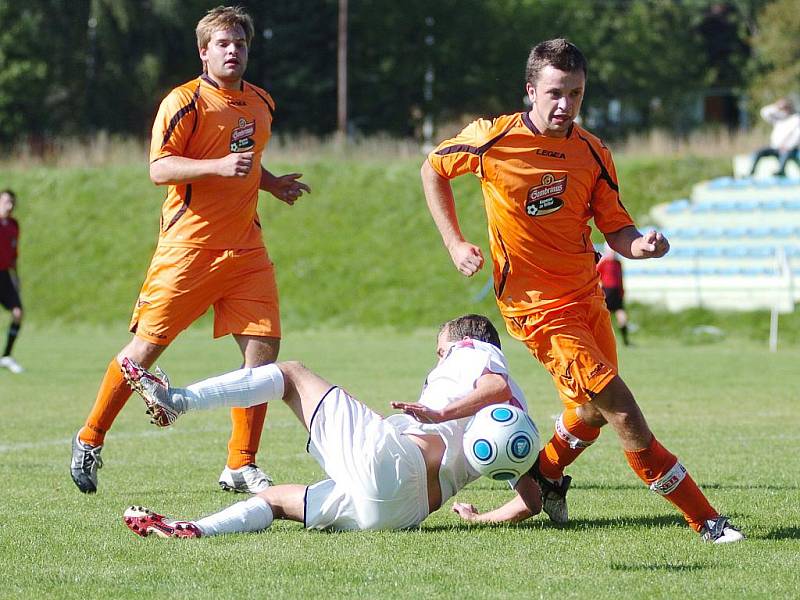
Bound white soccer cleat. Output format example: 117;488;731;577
121;357;186;427
0;355;24;373
218;464;273;493
123;506;202;539
700;515;744;544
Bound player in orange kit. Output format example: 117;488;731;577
422;38;742;543
71;6;309;494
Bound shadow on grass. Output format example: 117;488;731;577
577;482;800;492
763;526;800;540
609;562;707;572
421;513;685;533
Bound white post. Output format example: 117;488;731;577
769;245;794;352
769;306;778;352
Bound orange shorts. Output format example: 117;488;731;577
130;245;281;346
504;289;618;409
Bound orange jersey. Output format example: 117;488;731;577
428;112;634;315
150;74;275;249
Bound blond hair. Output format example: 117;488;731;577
196;5;254;49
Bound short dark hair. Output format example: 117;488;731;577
525;38;587;85
0;189;16;205
440;314;502;349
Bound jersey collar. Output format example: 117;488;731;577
200;73;245;92
522;111;574;139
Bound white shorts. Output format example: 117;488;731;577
303;387;430;531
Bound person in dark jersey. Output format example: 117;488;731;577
597;244;630;346
0;189;23;374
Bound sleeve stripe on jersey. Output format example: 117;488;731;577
161;84;201;149
576;132;620;193
434;125;514;157
163;184;192;232
247;84;275;117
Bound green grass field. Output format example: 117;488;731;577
1;324;798;599
1;152;798;597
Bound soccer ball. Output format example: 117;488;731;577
463;404;539;481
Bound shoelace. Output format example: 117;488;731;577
83;446;103;470
704;517;730;540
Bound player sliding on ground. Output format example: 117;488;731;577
121;314;543;536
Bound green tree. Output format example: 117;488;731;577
0;2;49;143
748;0;800;108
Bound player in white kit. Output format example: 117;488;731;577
121;314;543;537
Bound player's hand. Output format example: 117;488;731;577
390;402;445;424
448;241;484;277
631;229;669;259
452;502;480;522
267;173;311;206
217;152;254;177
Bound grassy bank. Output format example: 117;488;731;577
2;153;796;344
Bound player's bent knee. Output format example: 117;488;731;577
277;360;306;377
275;360;308;395
576;402;607;428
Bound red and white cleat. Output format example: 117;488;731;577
120;358;183;427
123;506;202;539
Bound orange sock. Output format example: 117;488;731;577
226;404;268;469
79;359;131;447
625;437;718;531
539;407;602;480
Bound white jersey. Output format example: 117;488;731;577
761;105;800;151
386;339;529;504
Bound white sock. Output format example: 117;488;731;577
194;496;274;537
176;364;285;412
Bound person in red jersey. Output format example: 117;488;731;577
71;6;309;494
0;189;23;374
596;243;630;346
421;38;742;543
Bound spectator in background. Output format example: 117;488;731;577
597;244;630;346
0;189;24;373
749;98;800;178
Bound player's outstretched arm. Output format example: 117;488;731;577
605;225;670;260
391;371;511;424
421;159;484;277
452;474;542;524
260;167;311;206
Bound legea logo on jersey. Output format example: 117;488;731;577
230;118;256;152
525;173;566;216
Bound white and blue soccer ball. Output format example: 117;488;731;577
463;404;539;481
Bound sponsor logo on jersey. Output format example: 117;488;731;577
230;118;256;152
525;173;566;216
535;148;566;159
